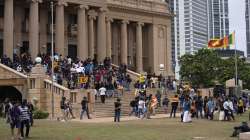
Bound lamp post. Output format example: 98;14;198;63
50;0;55;119
159;64;165;95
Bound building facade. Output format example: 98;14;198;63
246;0;250;57
0;0;173;75
208;0;229;39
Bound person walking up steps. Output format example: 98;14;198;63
99;85;107;104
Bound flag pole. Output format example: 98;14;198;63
234;31;238;94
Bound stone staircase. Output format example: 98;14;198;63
93;89;172;118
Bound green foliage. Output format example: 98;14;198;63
180;49;221;88
179;48;250;88
33;110;49;119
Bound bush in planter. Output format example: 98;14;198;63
33;110;49;119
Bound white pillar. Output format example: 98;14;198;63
136;22;144;73
97;8;107;62
29;0;41;60
106;17;113;58
77;5;88;60
121;20;129;65
3;0;14;59
55;0;67;56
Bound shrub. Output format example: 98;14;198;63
33;110;49;119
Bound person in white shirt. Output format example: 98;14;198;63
138;98;145;119
99;86;106;104
223;99;230;121
17;65;22;72
228;99;235;120
223;98;235;121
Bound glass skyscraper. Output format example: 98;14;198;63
246;0;250;57
208;0;229;39
169;0;209;79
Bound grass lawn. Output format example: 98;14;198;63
0;112;249;140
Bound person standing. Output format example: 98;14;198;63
170;95;179;118
80;97;90;119
99;85;107;104
27;101;34;126
228;98;235;121
9;101;21;140
138;98;146;119
67;100;75;119
238;97;244;115
223;98;230;121
203;96;209;119
19;100;30;139
114;98;121;122
129;99;137;116
162;96;169;114
4;99;13;123
60;97;67;121
195;96;203;119
207;97;215;120
182;96;191;123
155;89;162;107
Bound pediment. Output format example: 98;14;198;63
0;64;28;79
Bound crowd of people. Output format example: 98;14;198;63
1;53;250;138
1;99;34;140
1;53;134;96
172;85;250;123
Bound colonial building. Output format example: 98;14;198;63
0;0;173;75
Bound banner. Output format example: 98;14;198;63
78;76;88;84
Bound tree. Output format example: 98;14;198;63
179;49;221;88
180;48;250;89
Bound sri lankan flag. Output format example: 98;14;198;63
208;32;235;48
208;38;227;48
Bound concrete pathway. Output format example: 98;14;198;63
70;113;181;123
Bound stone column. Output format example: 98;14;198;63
77;5;88;60
88;10;97;59
166;25;173;76
39;8;48;54
97;8;107;62
106;17;113;58
121;20;129;65
55;0;67;56
3;0;14;59
29;0;41;60
136;22;144;73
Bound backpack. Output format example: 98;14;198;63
130;100;135;107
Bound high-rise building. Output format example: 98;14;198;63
208;0;229;39
169;0;209;79
246;0;250;57
170;0;230;79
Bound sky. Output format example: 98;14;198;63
228;0;246;53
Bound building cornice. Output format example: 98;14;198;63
107;0;172;17
107;4;172;18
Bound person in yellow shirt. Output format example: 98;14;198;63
238;97;244;115
139;74;145;89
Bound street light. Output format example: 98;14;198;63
50;0;55;120
159;64;166;95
